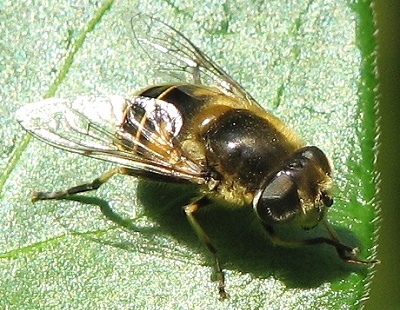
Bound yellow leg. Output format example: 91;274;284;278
184;197;228;300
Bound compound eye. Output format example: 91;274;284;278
253;172;299;224
322;195;333;207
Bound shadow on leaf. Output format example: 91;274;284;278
66;178;369;290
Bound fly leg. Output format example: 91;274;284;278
184;196;227;300
262;221;379;265
321;220;380;264
32;167;132;202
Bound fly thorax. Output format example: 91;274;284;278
203;109;295;192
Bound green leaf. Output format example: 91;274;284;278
0;1;379;309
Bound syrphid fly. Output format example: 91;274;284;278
16;14;378;299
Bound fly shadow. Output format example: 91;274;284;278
65;179;369;289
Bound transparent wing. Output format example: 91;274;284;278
16;96;205;183
131;13;263;110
